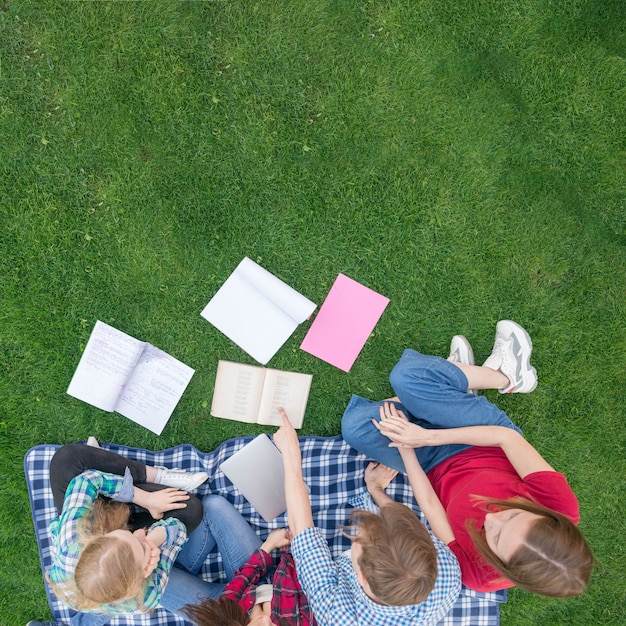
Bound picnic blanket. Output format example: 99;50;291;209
25;437;506;625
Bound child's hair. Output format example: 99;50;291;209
343;501;437;606
183;597;249;625
72;533;147;608
468;497;595;597
182;596;291;626
47;497;147;610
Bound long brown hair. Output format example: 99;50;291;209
468;497;595;597
343;502;438;606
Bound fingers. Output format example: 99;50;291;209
277;406;292;427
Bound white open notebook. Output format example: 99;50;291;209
201;257;316;364
67;321;194;435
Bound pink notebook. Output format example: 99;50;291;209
300;274;390;372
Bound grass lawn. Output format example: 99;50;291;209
1;1;624;624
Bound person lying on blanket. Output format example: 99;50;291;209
272;408;461;626
159;494;316;626
42;441;208;625
341;320;595;597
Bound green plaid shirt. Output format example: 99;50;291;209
48;469;187;615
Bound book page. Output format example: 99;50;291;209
201;258;316;364
67;321;146;412
210;360;267;424
256;368;312;429
237;257;316;323
115;344;195;435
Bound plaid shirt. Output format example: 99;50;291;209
48;469;187;615
291;494;461;626
224;549;317;626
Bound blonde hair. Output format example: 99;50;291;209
47;497;148;610
343;502;437;606
468;497;595;597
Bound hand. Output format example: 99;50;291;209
145;488;190;520
143;538;161;576
261;528;291;553
373;401;433;448
364;461;398;493
273;407;302;465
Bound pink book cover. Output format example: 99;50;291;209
300;274;390;372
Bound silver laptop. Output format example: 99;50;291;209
219;434;287;522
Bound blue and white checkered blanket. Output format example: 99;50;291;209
25;437;505;625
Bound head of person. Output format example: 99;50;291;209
468;497;595;597
48;498;151;610
343;501;438;606
183;596;291;626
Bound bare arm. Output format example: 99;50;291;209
375;401;554;479
399;448;455;544
273;407;314;535
377;403;455;543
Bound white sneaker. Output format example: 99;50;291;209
155;467;209;492
448;335;477;395
86;436;100;448
447;335;475;365
483;320;538;393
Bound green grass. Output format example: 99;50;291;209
1;0;624;623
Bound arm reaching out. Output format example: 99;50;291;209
375;401;554;478
380;402;455;544
364;461;398;508
273;407;314;535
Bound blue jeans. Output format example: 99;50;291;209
341;349;522;473
160;495;262;613
69;612;111;626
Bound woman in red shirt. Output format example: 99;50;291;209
342;320;594;597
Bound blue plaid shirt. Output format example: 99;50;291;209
48;469;187;615
291;494;461;626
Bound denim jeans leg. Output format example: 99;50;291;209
389;349;522;432
160;567;226;612
342;394;407;472
175;494;262;576
70;611;111;626
161;495;261;613
342;349;523;474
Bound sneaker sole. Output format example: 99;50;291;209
497;320;537;393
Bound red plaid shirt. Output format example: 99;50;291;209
224;549;317;626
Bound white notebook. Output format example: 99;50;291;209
67;321;194;435
201;257;316;364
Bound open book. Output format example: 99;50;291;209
211;360;312;428
201;257;317;364
67;321;195;435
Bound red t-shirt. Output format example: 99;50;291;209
427;446;580;592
